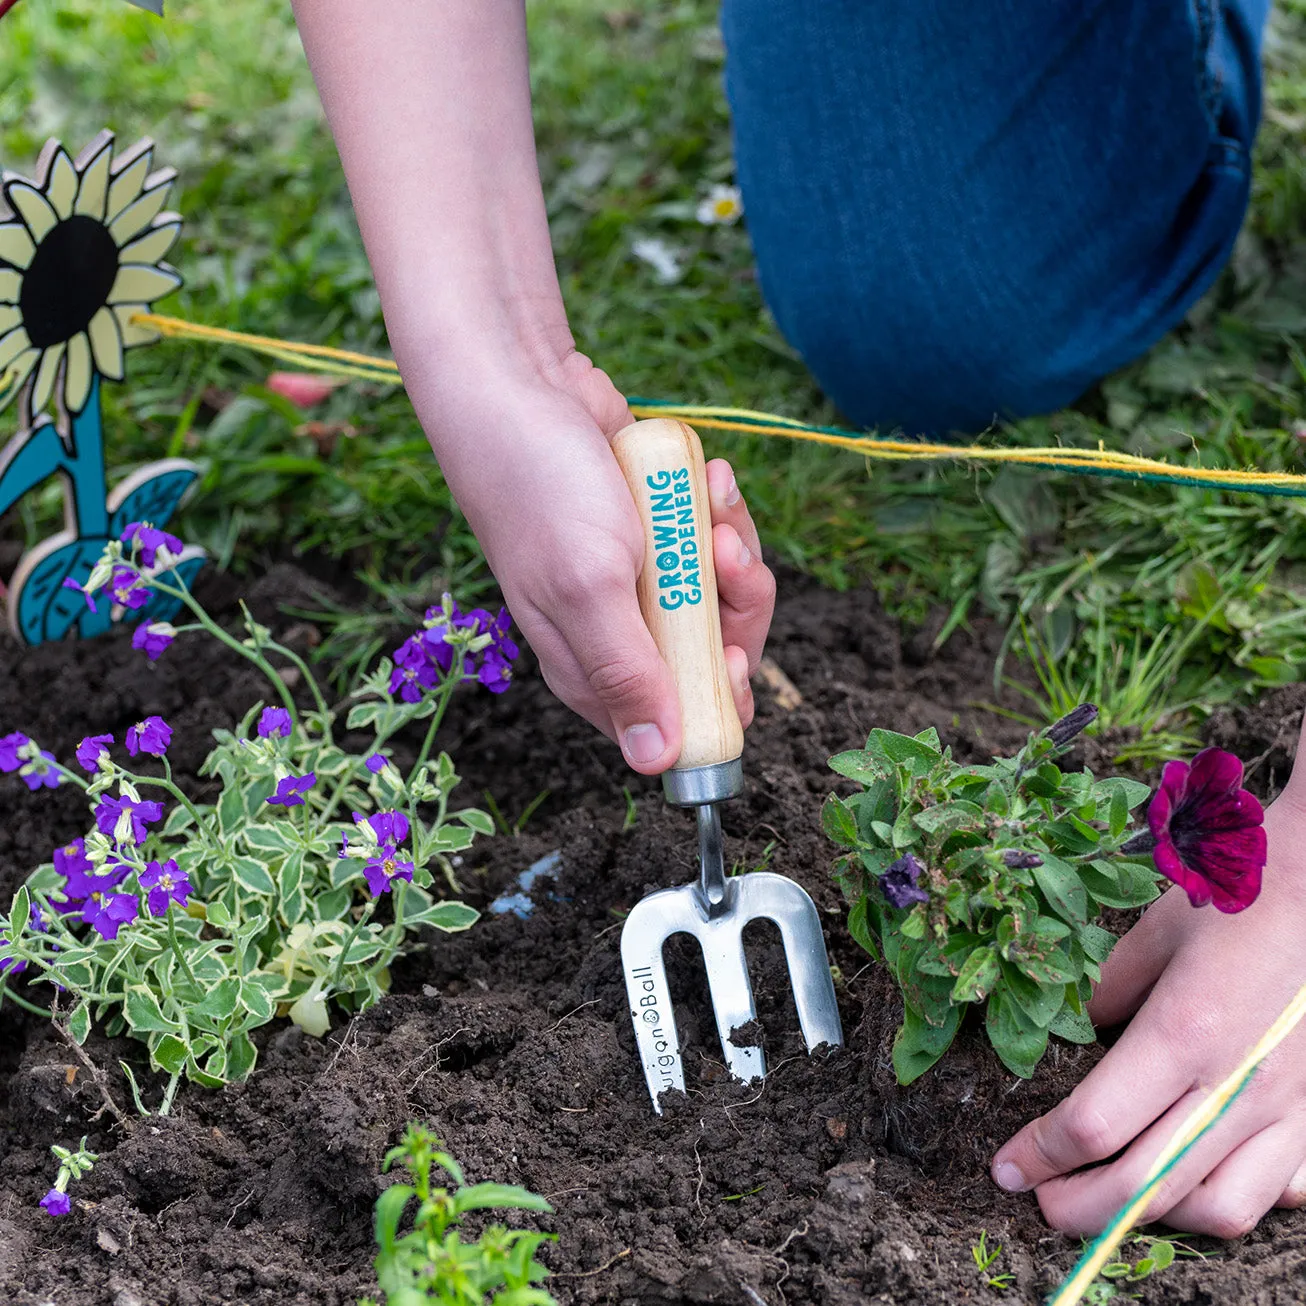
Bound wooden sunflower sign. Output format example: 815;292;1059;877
0;131;204;645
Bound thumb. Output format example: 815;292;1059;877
564;591;684;774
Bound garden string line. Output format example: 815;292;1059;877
1048;979;1306;1306
75;310;1306;500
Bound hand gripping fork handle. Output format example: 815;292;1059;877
612;418;844;1112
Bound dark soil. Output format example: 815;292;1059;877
1;566;1304;1305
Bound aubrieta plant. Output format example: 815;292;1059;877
39;1137;97;1218
823;706;1267;1084
0;521;520;1101
362;1122;557;1306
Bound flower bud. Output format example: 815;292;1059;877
1047;704;1099;747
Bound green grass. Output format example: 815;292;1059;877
3;0;1306;744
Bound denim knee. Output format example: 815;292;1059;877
721;0;1270;435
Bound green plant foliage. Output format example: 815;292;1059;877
825;721;1158;1083
0;546;498;1098
361;1123;557;1306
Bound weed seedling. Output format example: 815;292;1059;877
362;1122;557;1306
971;1229;1014;1290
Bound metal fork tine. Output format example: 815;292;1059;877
696;909;765;1084
734;873;844;1053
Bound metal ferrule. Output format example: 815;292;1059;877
661;757;744;807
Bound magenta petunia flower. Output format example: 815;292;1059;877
76;734;114;775
268;772;316;808
125;716;171;758
1144;748;1267;913
132;622;175;661
40;1189;71;1217
82;890;139;941
363;844;415;896
121;522;183;569
139;859;192;917
879;853;929;909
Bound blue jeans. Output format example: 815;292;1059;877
720;1;1272;434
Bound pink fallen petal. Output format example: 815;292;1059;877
265;372;343;407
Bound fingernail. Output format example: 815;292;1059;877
993;1161;1027;1193
725;475;741;507
737;537;752;567
623;723;666;766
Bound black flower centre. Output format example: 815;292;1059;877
19;215;119;348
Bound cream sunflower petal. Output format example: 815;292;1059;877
104;148;155;224
30;342;64;414
0;220;35;270
63;332;93;414
108;182;173;247
4;183;57;243
0;304;20;335
117;218;181;266
87;306;125;378
112;304;159;348
109;263;182;307
73;141;113;220
0;325;31;369
0;346;39;403
46;147;79;220
0;267;21;302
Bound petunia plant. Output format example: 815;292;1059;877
823;707;1267;1084
0;522;521;1103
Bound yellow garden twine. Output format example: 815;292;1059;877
129;312;1306;499
115;310;1306;1302
1049;980;1306;1305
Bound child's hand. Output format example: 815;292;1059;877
992;721;1306;1236
417;347;775;773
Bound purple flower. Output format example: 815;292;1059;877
82;890;139;941
121;522;183;569
257;707;293;738
132;622;175;662
39;1189;71;1217
388;635;440;703
267;772;316;808
353;809;409;846
54;838;94;883
0;731;29;771
879;853;929;909
139;859;192;917
365;754;386;774
1047;703;1099;748
1140;749;1266;914
76;734;114;775
62;575;97;612
94;794;165;845
363;845;414;897
30;904;49;934
0;931;26;977
125;716;172;758
108;567;151;611
1002;850;1044;870
22;751;61;791
477;651;513;694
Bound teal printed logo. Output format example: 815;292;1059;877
645;467;702;611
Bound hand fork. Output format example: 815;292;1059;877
612;418;844;1113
